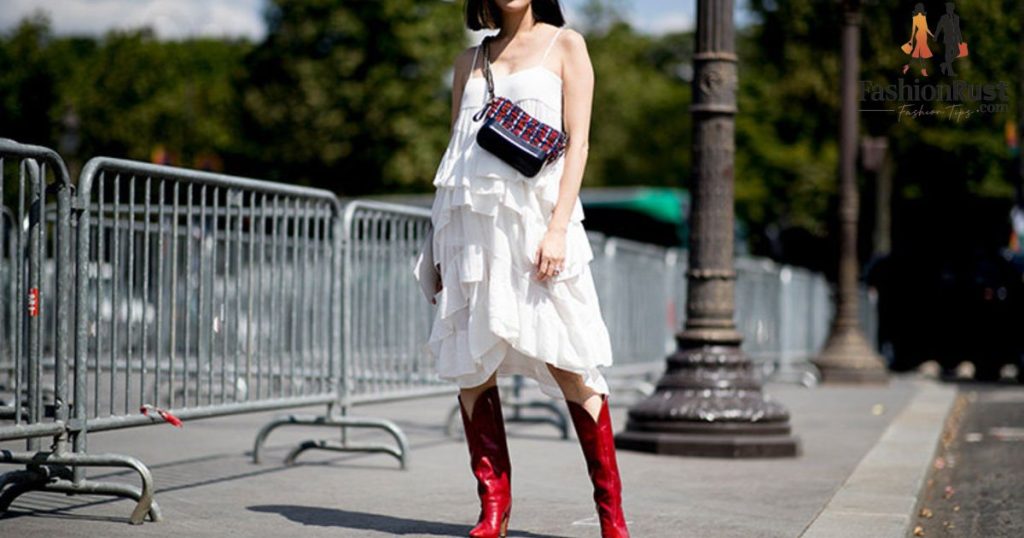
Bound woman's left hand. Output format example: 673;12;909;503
535;228;567;281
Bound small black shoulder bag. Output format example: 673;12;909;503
471;36;569;177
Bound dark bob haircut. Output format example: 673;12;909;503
465;0;566;31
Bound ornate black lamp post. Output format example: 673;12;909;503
615;0;799;458
811;0;889;383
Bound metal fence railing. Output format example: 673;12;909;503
76;158;345;422
0;140;71;448
343;201;451;403
0;139;879;525
1;148;405;524
590;234;679;395
0;141;163;523
77;158;409;486
251;200;447;462
0;205;10;394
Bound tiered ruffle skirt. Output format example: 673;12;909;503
425;102;613;400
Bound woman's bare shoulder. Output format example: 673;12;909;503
453;44;480;79
553;27;589;62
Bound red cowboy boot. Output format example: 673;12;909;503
458;385;512;538
566;394;630;538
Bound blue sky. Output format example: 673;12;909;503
0;1;751;41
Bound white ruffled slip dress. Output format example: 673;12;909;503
423;26;612;400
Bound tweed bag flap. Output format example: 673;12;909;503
471;36;569;178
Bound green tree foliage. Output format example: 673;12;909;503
69;31;250;166
859;0;1021;201
738;1;842;245
583;18;692;188
743;0;1021;256
238;0;465;193
3;1;1019;260
0;16;249;171
0;15;61;145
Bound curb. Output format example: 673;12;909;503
800;377;958;538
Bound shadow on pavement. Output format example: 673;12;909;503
248;505;571;537
2;450;402;522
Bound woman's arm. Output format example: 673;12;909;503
429;45;478;295
535;28;594;281
451;46;477;130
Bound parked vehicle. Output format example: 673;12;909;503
866;198;1024;382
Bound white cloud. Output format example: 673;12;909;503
562;0;695;36
631;12;694;35
0;0;267;40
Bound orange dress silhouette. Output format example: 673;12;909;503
907;13;933;58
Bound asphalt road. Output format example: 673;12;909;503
912;381;1024;537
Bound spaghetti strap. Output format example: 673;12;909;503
540;26;564;63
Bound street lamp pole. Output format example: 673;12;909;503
615;0;799;458
812;0;889;383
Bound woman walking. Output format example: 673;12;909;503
901;3;934;76
412;1;630;537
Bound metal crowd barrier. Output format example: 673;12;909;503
768;264;832;385
251;200;448;460
327;201;577;439
1;205;14;394
0;141;161;522
590;234;878;390
0;207;64;408
0;140;880;524
342;201;451;403
77;157;408;488
590;234;679;395
735;258;828;385
0;145;408;524
329;203;881;438
0;144;65;446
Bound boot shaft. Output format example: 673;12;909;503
567;394;630;538
458;386;512;482
458;385;513;537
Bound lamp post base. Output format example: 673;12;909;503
614;344;800;458
615;422;799;458
813;325;889;384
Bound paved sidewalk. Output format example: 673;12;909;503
802;379;957;537
1;372;951;537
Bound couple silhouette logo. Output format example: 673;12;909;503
901;2;968;77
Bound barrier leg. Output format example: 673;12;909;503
444;399;570;440
768;360;822;387
252;414;409;470
0;450;161;524
444;379;571;440
0;467;55;509
605;378;657;399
